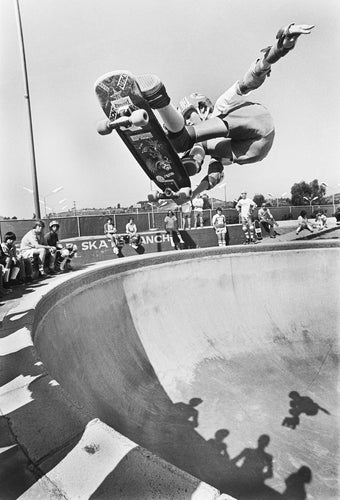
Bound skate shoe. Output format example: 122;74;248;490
137;74;170;109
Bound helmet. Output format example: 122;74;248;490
178;93;214;122
49;220;60;229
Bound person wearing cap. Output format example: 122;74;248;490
20;220;55;277
258;203;279;238
44;220;77;272
236;191;257;244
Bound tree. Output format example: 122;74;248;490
253;194;265;207
290;179;326;206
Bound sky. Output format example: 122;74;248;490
1;0;339;218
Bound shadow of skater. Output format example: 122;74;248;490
282;466;312;500
282;391;330;429
207;429;230;458
173;397;203;428
231;434;273;491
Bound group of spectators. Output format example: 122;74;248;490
104;217;143;257
0;220;77;297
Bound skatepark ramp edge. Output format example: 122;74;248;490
1;240;339;499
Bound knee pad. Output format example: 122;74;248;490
242;225;248;232
202;159;224;189
202;166;224;190
167;126;195;153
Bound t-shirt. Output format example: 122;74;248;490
236;198;256;218
164;215;177;230
212;213;226;228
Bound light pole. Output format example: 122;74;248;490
15;0;41;218
43;186;63;217
267;192;288;207
303;196;318;215
22;186;63;217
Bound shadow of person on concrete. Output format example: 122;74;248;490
173;397;203;428
230;434;275;499
282;466;312;500
178;230;197;249
207;428;230;458
282;391;330;429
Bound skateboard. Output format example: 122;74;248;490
94;70;192;204
254;219;263;240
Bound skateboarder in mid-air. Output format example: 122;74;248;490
137;23;314;198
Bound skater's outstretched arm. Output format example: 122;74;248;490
238;23;315;94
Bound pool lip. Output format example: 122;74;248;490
1;239;339;499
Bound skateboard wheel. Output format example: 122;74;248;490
96;119;112;135
130;109;149;127
164;187;174;197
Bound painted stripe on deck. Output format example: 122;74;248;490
0;374;41;414
18;418;137;499
0;327;33;355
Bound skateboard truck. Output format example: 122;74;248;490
148;187;192;203
97;109;149;135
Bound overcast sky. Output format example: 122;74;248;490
1;0;339;218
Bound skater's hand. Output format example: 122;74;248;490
288;24;315;37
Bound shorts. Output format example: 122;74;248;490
20;248;40;259
222;101;275;164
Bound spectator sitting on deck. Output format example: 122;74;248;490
314;211;327;231
20;220;56;277
0;232;21;286
296;210;314;235
258;203;279;238
104;217;120;254
44;220;77;272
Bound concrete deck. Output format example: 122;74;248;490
1;240;339;499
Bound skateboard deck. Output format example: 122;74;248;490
94;70;191;202
254;219;263;240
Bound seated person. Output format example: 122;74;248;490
44;220;77;272
20;220;55;276
0;232;21;286
258;204;279;238
296;210;313;235
104;217;119;254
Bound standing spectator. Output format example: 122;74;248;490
192;194;204;228
164;210;182;250
44;220;77;272
0;232;21;286
258;203;279;238
104;217;119;253
212;207;228;247
236;191;257;244
296;210;314;235
181;201;192;230
20;221;55;277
